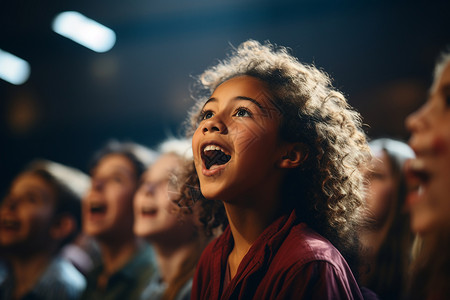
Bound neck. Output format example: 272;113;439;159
359;219;392;285
224;191;281;278
152;235;207;284
97;236;140;275
360;208;396;261
8;251;53;300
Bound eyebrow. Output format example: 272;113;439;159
202;96;264;110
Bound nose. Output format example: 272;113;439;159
142;182;157;196
202;117;227;135
91;178;104;192
405;103;428;134
84;179;104;201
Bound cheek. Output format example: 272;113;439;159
192;130;202;163
366;181;394;220
230;123;263;153
108;186;135;208
410;200;437;234
133;193;145;213
23;209;54;236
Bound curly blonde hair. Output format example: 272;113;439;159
182;40;370;269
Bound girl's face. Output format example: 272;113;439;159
406;61;450;234
134;154;197;242
83;154;138;240
0;173;56;252
363;149;396;226
192;75;285;204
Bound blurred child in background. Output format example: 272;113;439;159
405;50;450;300
81;141;157;300
359;138;414;300
134;138;218;300
0;160;89;300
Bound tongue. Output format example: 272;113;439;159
206;150;231;169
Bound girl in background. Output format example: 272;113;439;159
81;141;157;300
405;50;450;300
134;138;218;300
359;138;414;299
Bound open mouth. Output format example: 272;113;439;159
141;207;157;217
405;159;431;185
90;203;107;214
202;144;231;170
0;218;20;230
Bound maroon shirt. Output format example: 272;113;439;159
191;211;364;300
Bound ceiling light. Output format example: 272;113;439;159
0;49;30;85
52;11;116;53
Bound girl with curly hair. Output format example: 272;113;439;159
182;40;370;299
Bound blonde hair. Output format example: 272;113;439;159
184;40;370;268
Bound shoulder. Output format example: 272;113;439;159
274;223;348;268
265;224;363;298
35;258;86;300
123;244;157;279
47;258;86;288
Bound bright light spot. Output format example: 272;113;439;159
0;49;31;85
52;11;116;53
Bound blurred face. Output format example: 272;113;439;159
0;173;56;253
192;76;285;204
134;154;197;242
406;61;450;234
83;154;138;241
363;149;396;227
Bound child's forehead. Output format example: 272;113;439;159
206;76;277;109
8;173;56;205
92;154;135;175
213;75;270;96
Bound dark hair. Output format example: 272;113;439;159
88;140;157;179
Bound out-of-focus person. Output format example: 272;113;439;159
405;50;450;300
134;138;219;300
80;141;157;300
0;160;89;300
359;138;414;300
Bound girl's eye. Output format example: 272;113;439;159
234;107;252;118
200;110;214;121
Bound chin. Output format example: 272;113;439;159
411;216;435;235
199;183;226;202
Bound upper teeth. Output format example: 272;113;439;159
204;145;224;152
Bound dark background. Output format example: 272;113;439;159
1;0;449;193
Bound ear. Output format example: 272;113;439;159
50;214;76;241
278;142;309;169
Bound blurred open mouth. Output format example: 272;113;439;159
0;218;20;231
405;159;431;186
141;207;157;217
89;202;107;217
405;158;431;206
